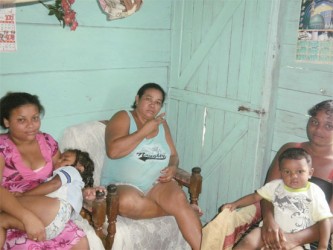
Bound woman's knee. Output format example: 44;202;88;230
167;188;188;205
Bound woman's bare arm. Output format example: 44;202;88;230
158;121;179;183
23;176;62;196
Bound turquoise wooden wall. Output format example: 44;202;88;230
1;0;332;225
0;0;172;139
167;0;332;224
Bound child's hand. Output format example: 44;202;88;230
83;186;107;201
220;203;237;212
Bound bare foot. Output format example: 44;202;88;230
191;204;203;217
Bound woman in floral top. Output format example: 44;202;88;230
0;92;88;250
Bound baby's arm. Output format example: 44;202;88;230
318;218;330;250
221;192;262;211
23;176;62;196
24;167;81;196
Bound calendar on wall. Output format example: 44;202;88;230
0;3;17;52
297;0;333;64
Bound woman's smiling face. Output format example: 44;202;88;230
306;109;333;147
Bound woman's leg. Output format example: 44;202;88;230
201;203;261;250
233;227;263;250
0;213;25;248
116;185;167;219
0;196;60;247
146;181;202;250
17;196;60;226
115;182;202;249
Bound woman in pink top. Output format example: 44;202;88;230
0;92;88;250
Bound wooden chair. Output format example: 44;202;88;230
60;120;203;250
81;167;202;249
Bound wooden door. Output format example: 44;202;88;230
168;0;280;223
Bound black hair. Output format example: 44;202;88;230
308;100;333;118
65;149;95;187
0;92;45;129
131;83;166;109
278;148;312;170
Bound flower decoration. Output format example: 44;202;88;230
39;0;78;31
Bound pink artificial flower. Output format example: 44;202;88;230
40;0;78;31
62;0;70;12
70;20;78;31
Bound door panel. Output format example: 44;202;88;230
169;0;277;223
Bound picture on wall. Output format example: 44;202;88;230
297;0;333;64
0;3;16;52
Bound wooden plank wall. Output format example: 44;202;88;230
167;0;332;223
268;0;333;174
0;0;172;140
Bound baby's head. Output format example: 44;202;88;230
55;149;94;187
278;148;313;189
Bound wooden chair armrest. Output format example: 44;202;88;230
105;184;118;250
80;188;118;250
174;167;202;205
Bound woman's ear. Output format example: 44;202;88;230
135;95;139;106
4;118;9;128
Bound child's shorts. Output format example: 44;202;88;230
45;199;72;240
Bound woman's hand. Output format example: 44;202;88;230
22;211;46;242
261;217;286;249
141;113;166;137
12;191;23;196
158;165;177;183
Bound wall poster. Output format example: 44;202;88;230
297;0;333;64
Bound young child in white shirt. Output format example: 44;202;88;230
221;148;332;250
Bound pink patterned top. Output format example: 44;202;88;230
0;132;85;250
0;132;57;192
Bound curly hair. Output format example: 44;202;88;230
0;92;45;129
308;100;333;118
65;149;95;187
